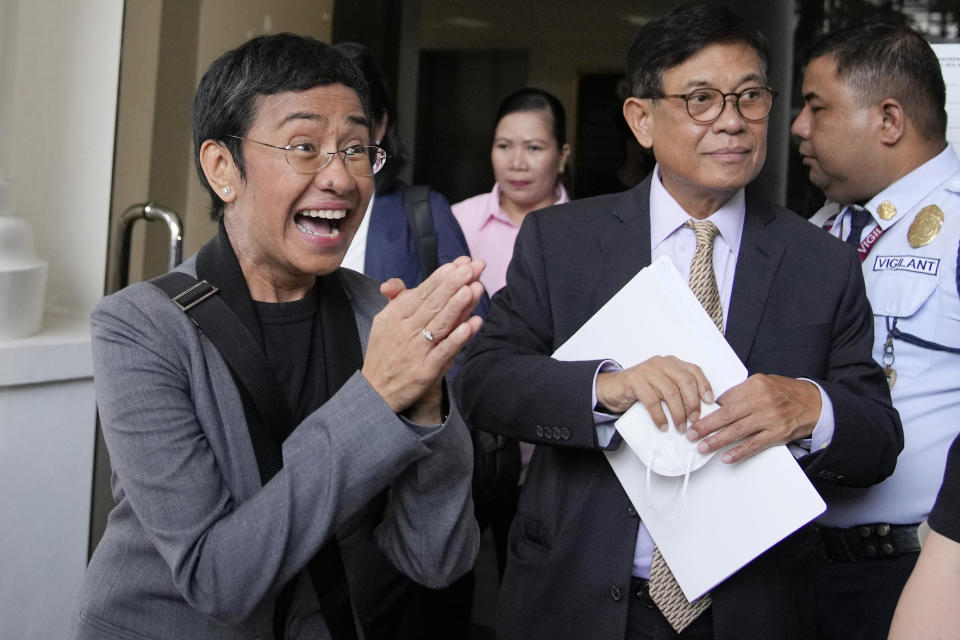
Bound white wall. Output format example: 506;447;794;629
0;2;123;639
7;0;122;314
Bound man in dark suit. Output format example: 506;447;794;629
456;5;902;640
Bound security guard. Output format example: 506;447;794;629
792;22;960;640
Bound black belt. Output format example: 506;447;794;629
815;523;921;562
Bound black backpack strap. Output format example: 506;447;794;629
151;271;357;640
403;185;439;278
153;272;293;476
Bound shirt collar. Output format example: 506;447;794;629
649;164;746;252
479;182;571;230
864;145;960;229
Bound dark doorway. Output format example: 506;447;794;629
574;73;655;199
415;50;528;204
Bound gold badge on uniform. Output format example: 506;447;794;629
908;205;944;248
877;200;897;220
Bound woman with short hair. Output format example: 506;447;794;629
72;33;483;640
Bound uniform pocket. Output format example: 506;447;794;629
868;266;940;377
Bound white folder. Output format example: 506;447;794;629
552;257;825;600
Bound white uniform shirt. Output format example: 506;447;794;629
810;146;960;526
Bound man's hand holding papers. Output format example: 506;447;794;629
687;374;823;464
595;356;714;430
596;358;825;466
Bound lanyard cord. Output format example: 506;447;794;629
887;316;960;354
883;236;960;354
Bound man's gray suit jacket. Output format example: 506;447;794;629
73;254;479;640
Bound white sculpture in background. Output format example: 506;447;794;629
0;0;47;341
0;180;47;340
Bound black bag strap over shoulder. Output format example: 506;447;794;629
158;273;293;473
403;185;439;278
151;270;357;640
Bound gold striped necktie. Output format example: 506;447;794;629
684;219;723;332
646;218;722;632
649;547;712;632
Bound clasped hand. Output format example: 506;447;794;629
361;256;485;423
596;356;822;463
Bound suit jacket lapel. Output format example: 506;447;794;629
196;222;266;350
317;273;363;401
597;177;654;304
725;190;785;363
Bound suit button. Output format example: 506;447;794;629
560;427;570;440
627;505;637;517
609;585;622;601
882;543;895;555
859;526;873;538
877;524;890;537
552;427;562;439
536;425;544;437
865;545;877;557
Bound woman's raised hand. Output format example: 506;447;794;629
361;256;485;421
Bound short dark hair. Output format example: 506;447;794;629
625;4;770;98
192;33;372;220
333;41;408;194
805;22;946;142
494;87;568;148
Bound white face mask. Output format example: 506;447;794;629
634;400;719;475
633;400;721;520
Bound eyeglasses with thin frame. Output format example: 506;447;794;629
227;135;388;176
646;87;777;123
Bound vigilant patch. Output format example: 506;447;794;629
872;255;940;275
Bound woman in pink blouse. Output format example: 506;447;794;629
452;88;571;295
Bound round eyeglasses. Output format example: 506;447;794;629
648;87;777;123
228;135;388;176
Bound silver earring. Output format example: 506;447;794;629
222;186;232;196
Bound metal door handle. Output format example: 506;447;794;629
107;202;183;293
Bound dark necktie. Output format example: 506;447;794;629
844;206;872;248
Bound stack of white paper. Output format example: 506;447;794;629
552;257;825;600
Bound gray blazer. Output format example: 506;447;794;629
73;255;479;640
